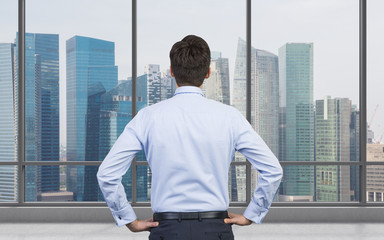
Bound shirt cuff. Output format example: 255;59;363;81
111;204;137;227
243;202;268;224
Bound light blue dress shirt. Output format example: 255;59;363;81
97;86;283;227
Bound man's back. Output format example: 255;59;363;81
97;35;282;238
138;86;237;213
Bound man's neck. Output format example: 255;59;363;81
176;84;203;89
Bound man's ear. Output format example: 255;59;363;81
205;67;211;79
170;66;175;77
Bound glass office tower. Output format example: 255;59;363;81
100;76;148;201
66;36;117;201
16;33;60;201
0;43;17;202
279;43;314;201
233;38;280;201
203;51;230;105
350;106;360;201
315;97;351;201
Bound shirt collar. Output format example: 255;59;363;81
174;86;204;96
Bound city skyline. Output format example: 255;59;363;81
0;31;381;203
1;0;383;147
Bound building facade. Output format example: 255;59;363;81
278;43;314;201
203;51;230;105
0;43;17;202
315;97;351;202
367;144;384;202
66;36;118;201
16;33;60;201
232;39;280;201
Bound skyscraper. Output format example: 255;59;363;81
99;75;148;201
232;39;280;201
145;64;162;106
315;97;351;202
367;144;384;202
66;36;118;201
203;51;230;105
0;43;17;202
16;33;60;201
279;43;314;201
144;64;176;105
350;106;360;201
160;69;177;101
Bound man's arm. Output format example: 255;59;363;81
230;111;283;224
97;111;143;227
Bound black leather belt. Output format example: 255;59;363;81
153;211;229;222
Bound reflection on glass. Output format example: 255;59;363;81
0;166;18;202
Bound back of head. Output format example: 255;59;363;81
169;35;211;87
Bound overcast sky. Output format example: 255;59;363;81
1;0;383;146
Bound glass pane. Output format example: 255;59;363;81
26;165;135;202
272;165;359;202
252;1;359;200
367;145;384;203
138;0;243;107
367;0;384;203
228;165;247;202
0;0;17;164
0;0;18;203
138;0;246;204
0;166;18;202
25;0;131;201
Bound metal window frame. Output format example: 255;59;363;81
4;0;382;207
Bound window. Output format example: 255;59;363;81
367;0;384;203
253;0;361;203
0;0;382;208
0;0;18;203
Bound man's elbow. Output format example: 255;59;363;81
96;167;105;185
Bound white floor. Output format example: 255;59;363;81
1;223;383;240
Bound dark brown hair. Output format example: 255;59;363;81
169;35;211;87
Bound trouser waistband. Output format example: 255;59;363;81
153;211;229;222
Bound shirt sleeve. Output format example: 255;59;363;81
233;112;283;224
97;110;144;227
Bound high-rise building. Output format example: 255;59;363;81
350;106;360;201
99;76;148;201
253;49;279;157
203;51;230;105
144;64;176;106
278;43;314;201
66;36;118;201
145;64;162;106
16;33;60;201
367;144;384;202
315;97;351;202
232;39;280;201
0;43;17;202
160;69;177;101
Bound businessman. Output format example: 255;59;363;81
97;35;283;239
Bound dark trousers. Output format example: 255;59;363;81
149;218;234;240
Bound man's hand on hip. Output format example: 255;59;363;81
224;212;252;226
126;218;159;232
